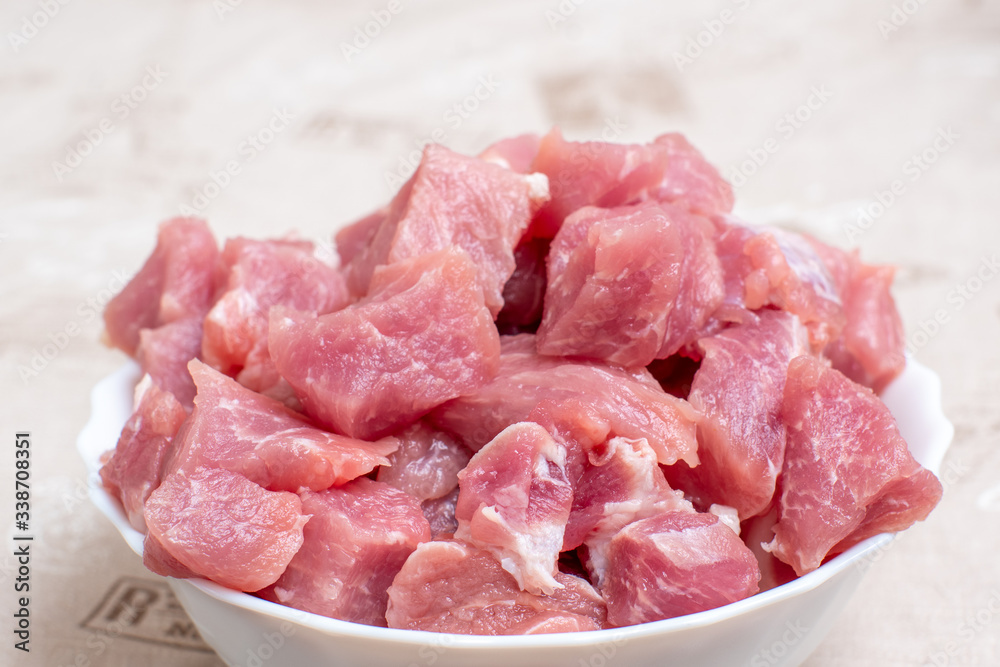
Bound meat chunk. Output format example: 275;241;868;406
385;540;606;634
100;375;188;531
527;128;733;239
431;334;699;467
422;488;460;539
478;133;541;173
537;202;723;366
167;360;397;492
672;310;809;519
202;237;349;377
496;237;549;334
376;421;470;503
767;355;943;575
261;478;429;626
271;246;501;440
143;467;307;592
455;423;574;595
343;143;549;316
104;217;218;356
601;510;760;626
136;317;204;408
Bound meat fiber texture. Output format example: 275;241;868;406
99;129;941;635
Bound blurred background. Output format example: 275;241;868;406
1;1;998;665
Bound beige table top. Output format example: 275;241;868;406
1;1;998;665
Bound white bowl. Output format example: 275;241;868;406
77;358;952;667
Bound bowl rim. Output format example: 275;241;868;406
78;355;952;648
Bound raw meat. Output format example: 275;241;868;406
100;375;187;531
676;310;809;520
601;510;760;626
136;317;204;407
431;334;700;467
495;237;549;334
335;207;387;267
422;488;459;539
104;217;218;356
202;237;350;376
143;467;307;592
527;129;733;239
261;478;429;626
342;143;549;316
479;133;541;173
385;540;606;634
455;422;574;595
167;360;397;492
767;355;943;575
270;246;501;440
537;202;723;366
376;421;470;503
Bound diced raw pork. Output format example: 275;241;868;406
767;355;943;575
234;337;301;410
479;133;541;173
455;422;574;595
202;237;350;376
104;217;218;356
142;530;198;579
431;334;699;467
143;467;307;592
100;375;187;531
496;237;550;334
335;207;388;266
676;310;809;520
564;436;692;587
814;244;905;391
270;246;501;440
601;510;760;626
538;202;723;366
740;503;797;593
261;478;429;626
385;540;606;634
527;129;733;239
136;317;204;407
377;421;470;503
342;143;549;316
167;360;397;492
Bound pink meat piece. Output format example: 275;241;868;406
136;317;204;408
202;237;350;377
261;478;429;626
422;487;460;539
234;337;302;410
167;360;397;492
342;143;550;316
100;375;188;532
455;423;574;595
496;237;550;334
814;244;905;391
385;540;606;635
430;334;699;467
602;510;761;626
143;467;308;592
677;310;809;520
478;133;542;173
104;217;219;356
537;202;723;366
563;436;692;587
527;129;733;239
376;420;470;503
335;207;388;267
740;503;797;593
143;530;198;579
767;355;943;576
270;246;501;440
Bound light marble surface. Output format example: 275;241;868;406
1;1;998;665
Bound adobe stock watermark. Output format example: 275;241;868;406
544;0;588;31
843;126;959;244
52;65;169;182
926;589;1000;666
905;254;999;356
726;85;833;189
17;269;133;384
750;619;809;666
340;0;404;63
7;0;72;53
179;107;295;216
213;0;243;20
672;0;756;72
383;75;501;190
877;0;930;39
